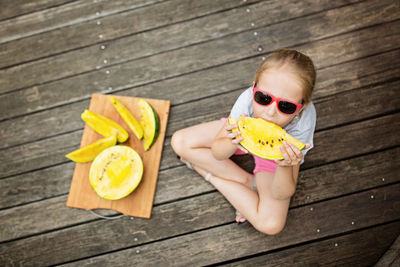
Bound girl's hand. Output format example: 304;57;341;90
224;116;248;153
275;142;311;167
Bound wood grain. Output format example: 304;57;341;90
0;0;357;93
0;184;394;266
226;222;400;266
2;0;399;119
66;94;170;218
1;32;399;150
1;79;399;179
0;0;399;265
72;185;399;266
1;145;399;243
0;0;261;69
0;0;163;44
0;0;71;21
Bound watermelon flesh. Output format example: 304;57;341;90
228;117;305;160
89;145;143;200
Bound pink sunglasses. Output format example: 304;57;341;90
253;85;303;115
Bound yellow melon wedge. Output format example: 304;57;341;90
65;135;117;163
81;109;129;143
89;145;143;200
138;99;160;151
110;96;143;140
228;117;305;160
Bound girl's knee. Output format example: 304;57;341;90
171;130;186;155
254;217;286;236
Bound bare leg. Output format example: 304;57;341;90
171;120;254;187
194;166;290;235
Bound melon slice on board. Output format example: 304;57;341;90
89;145;143;200
65;134;117;163
139;99;160;151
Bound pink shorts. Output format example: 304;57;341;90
221;118;277;174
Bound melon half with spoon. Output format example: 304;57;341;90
228;117;305;160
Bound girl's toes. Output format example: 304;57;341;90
235;211;247;224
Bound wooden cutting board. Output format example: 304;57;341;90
66;94;170;218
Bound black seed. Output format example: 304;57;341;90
258;140;261;143
272;140;274;143
266;141;269;144
262;142;265;145
270;144;273;148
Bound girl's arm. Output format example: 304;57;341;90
211;121;244;160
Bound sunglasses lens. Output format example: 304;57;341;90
278;101;298;114
254;91;272;106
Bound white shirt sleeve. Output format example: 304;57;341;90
229;87;253;120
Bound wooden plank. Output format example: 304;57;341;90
0;163;73;209
165;113;400;174
0;1;397;265
0;0;358;93
0;0;164;44
225;222;400;266
1;77;399;179
0;0;261;69
1;0;398;119
304;113;400;168
314;48;400;100
1;144;399;244
1;28;399;150
0;0;72;21
375;234;400;267
0;130;83;178
64;185;400;266
1;22;398;131
314;78;400;130
2;184;397;266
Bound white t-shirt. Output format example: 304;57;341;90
229;87;316;164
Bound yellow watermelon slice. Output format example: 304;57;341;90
81;109;129;143
138;99;159;151
89;145;143;200
110;96;144;140
228;117;305;160
65;134;117;163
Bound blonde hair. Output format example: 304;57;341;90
254;49;316;107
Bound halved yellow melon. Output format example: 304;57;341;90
138;99;159;151
81;109;129;143
89;145;143;200
228;117;305;160
65;134;117;163
110;96;143;140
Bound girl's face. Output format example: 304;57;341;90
252;68;304;128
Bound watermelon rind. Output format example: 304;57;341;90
139;99;160;151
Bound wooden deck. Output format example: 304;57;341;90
1;0;399;265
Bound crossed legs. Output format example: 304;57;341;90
171;120;289;235
171;120;254;187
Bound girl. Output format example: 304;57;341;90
171;49;316;235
